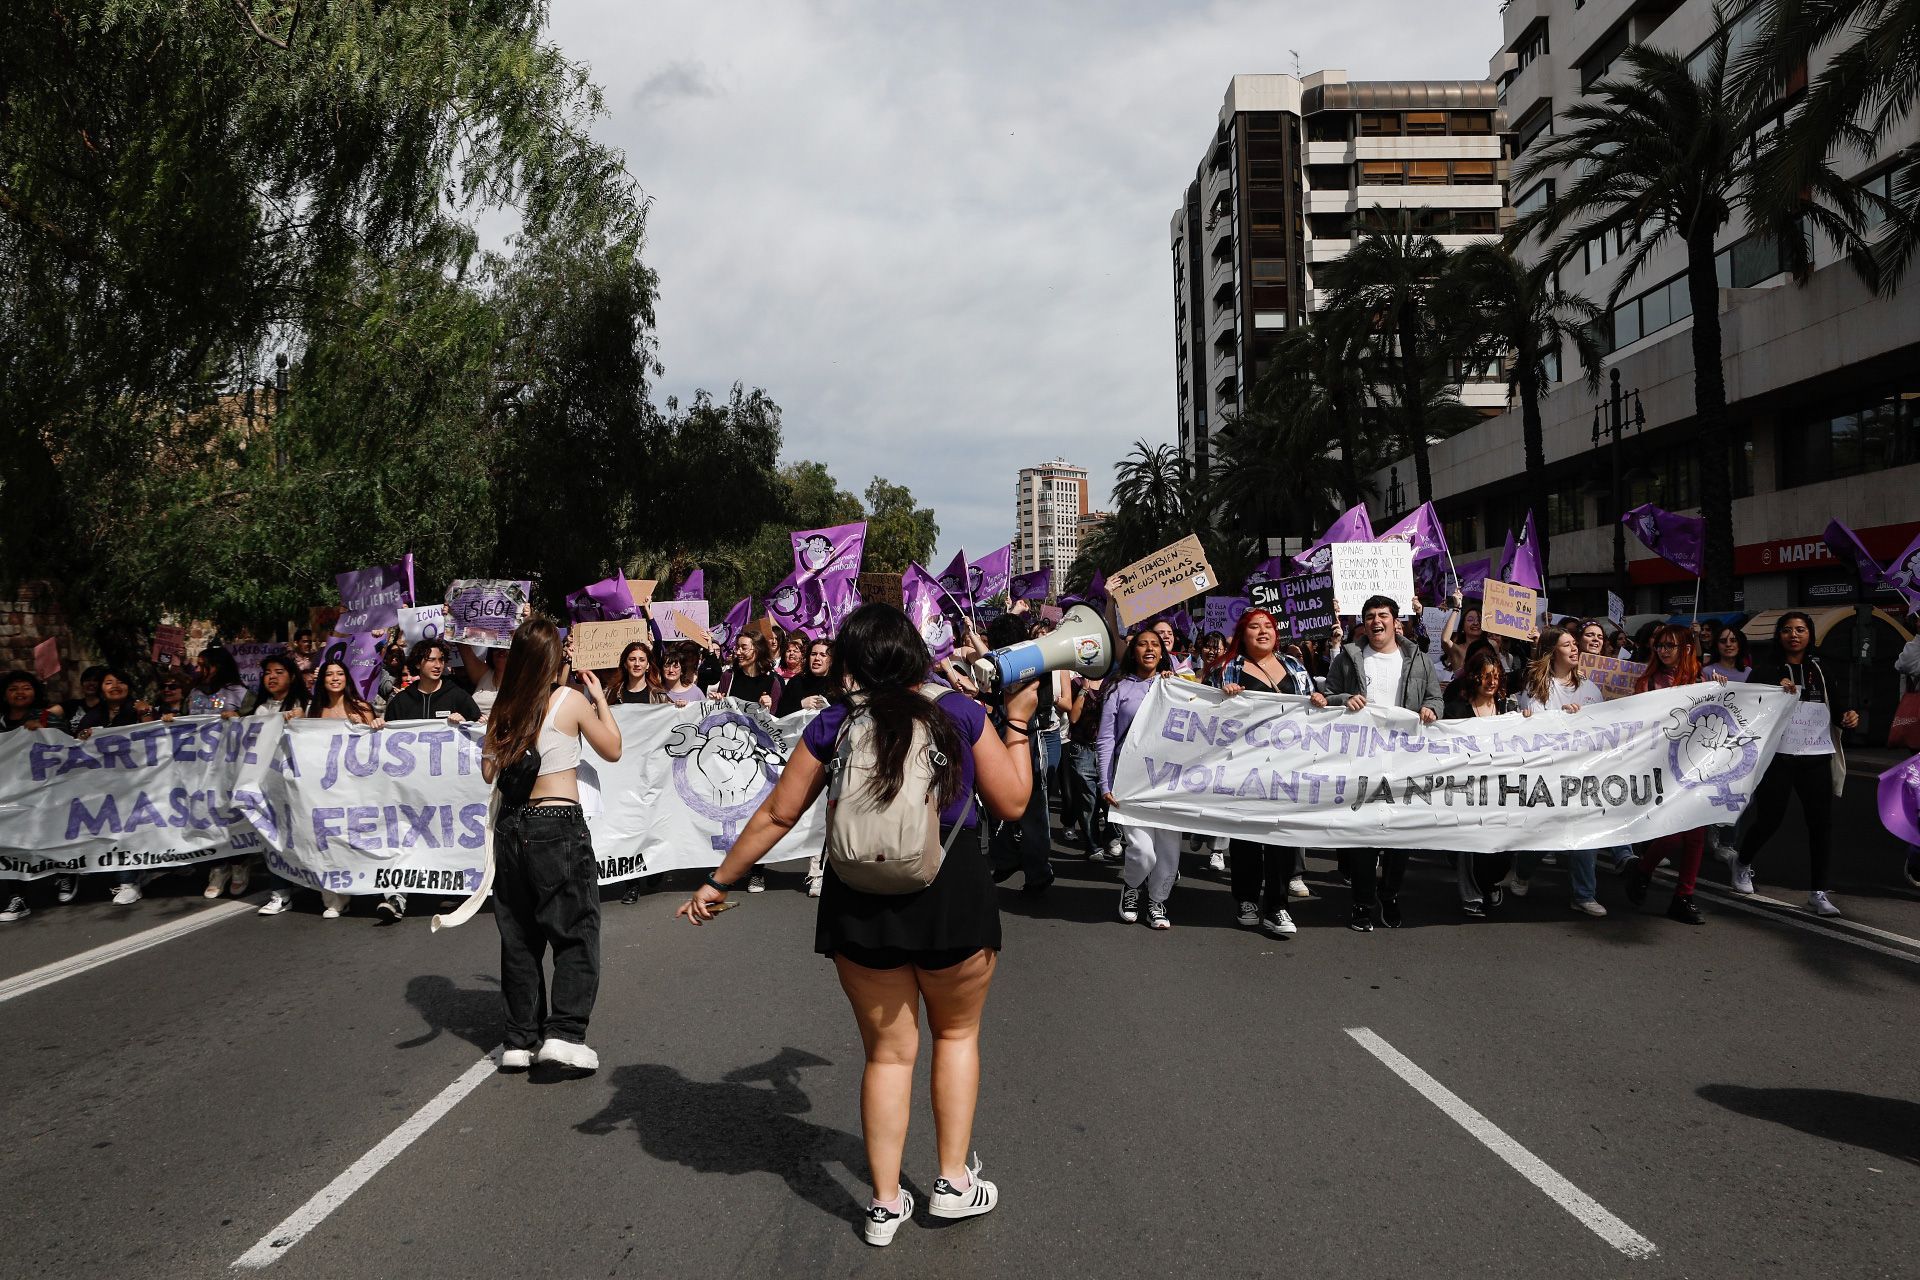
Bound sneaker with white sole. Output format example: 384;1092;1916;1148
748;872;766;893
1731;862;1755;895
111;882;142;906
229;864;251;896
930;1161;998;1221
535;1038;599;1071
1807;891;1842;918
1571;900;1608;918
1235;899;1259;927
377;894;407;920
1146;898;1171;929
1206;851;1226;874
1287;876;1311;900
54;875;79;904
806;877;822;899
322;906;342;920
1118;884;1142;923
499;1048;534;1072
257;891;291;916
1262;910;1297;937
1496;871;1529;898
0;895;29;922
864;1189;914;1246
204;863;231;899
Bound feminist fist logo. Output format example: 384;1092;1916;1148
665;710;789;849
1637;512;1662;549
1662;697;1762;810
921;611;954;653
967;565;986;598
798;535;835;573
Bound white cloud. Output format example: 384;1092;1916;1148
548;0;1497;565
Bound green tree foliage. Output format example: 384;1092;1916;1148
862;477;939;574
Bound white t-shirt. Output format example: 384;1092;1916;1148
1516;676;1605;713
1361;645;1406;709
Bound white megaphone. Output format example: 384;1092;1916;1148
970;604;1116;692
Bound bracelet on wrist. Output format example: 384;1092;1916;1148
703;871;741;893
1003;719;1030;734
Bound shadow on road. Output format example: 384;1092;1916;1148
1698;1084;1920;1166
575;1047;868;1225
396;973;500;1052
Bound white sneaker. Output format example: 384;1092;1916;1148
1118;884;1142;924
1731;862;1755;895
322;906;342;920
1287;876;1311;900
499;1048;534;1072
111;882;142;906
1496;871;1529;898
1106;837;1123;859
0;895;29;922
228;863;251;896
864;1188;914;1246
257;892;291;916
54;875;79;904
204;863;231;899
1207;851;1227;874
747;873;766;893
1572;900;1608;918
535;1038;599;1071
929;1157;998;1221
806;877;822;899
1807;891;1841;918
1262;910;1298;937
1236;899;1259;927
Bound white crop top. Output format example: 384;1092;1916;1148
535;687;582;775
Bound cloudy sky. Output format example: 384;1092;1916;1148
547;0;1496;565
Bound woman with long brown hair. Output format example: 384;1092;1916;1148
481;614;623;1073
1626;624;1709;924
609;641;664;704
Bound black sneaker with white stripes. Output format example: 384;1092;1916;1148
864;1188;914;1247
929;1155;998;1220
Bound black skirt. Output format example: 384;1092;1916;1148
814;822;1000;958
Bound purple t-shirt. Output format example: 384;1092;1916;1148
802;691;989;827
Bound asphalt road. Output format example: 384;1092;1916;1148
3;766;1916;1280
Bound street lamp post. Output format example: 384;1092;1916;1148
1591;367;1645;601
1388;465;1405;515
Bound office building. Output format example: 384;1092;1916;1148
1013;460;1091;576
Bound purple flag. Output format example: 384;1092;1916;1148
968;544;1013;603
674;569;705;601
766;569;829;639
565;571;639;623
903;562;963;662
1243;556;1290;591
1883;531;1920;613
1822;519;1892;597
1060;569;1108;614
1009;568;1051;601
1504;510;1544;592
791;522;866;583
321;631;385;701
936;550;975;615
1377;502;1450;566
1623;503;1705;576
1292;503;1375;574
1879;756;1920;846
336;555;415;631
712;597;752;651
1456;557;1492;598
820;575;861;636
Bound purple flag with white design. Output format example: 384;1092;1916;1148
820;575;862;636
1503;510;1544;592
1883;530;1920;613
321;631;385;701
1456;557;1492;598
336;554;415;631
968;544;1012;603
1622;502;1704;576
712;597;752;650
791;522;866;583
1243;556;1290;591
766;569;828;639
1878;756;1920;846
903;562;962;662
1822;519;1892;596
1009;568;1051;601
936;550;975;616
674;569;705;601
565;570;639;623
1292;503;1375;574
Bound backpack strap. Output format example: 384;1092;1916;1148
924;684;981;847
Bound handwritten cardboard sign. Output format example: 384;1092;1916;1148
1606;591;1625;628
151;624;188;668
571;619;654;671
445;579;530;647
859;572;904;609
1577;651;1648;699
1331;542;1416;615
1107;534;1217;630
651;600;710;644
398;605;452;649
1482;580;1540;641
32;637;60;681
1201;595;1250;637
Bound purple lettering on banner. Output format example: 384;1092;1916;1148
337;555;415;631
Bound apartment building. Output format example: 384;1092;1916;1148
1170;70;1509;475
1013;460;1091;576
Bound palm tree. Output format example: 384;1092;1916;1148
1316;210;1461;503
1739;0;1919;283
1111;439;1185;534
1509;20;1880;609
1264;313;1375;507
1444;244;1605;578
1210;377;1350;549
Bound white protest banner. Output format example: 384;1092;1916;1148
1607;591;1625;628
1482;579;1540;641
1578;652;1647;700
1331;542;1416;615
399;605;453;649
1107;534;1217;630
571;619;654;670
0;702;824;886
652;600;710;643
1109;680;1796;853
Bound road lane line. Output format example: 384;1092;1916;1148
1656;875;1920;965
1345;1027;1658;1261
233;1047;502;1269
0;899;256;1004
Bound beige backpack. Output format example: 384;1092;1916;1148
823;687;974;894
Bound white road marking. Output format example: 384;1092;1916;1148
0;899;256;1004
1346;1027;1658;1261
1673;877;1920;965
233;1047;502;1269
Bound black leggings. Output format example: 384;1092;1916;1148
1737;754;1835;891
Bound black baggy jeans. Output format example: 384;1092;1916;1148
492;803;601;1050
1737;752;1836;892
1342;848;1409;908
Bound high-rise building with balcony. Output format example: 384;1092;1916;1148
1171;70;1509;474
1013;460;1090;576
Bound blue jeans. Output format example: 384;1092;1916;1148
1062;741;1107;850
1517;850;1598;903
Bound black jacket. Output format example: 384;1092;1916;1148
384;682;482;723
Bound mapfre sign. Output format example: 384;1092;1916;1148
1756;537;1834;568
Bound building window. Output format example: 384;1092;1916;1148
1451;159;1497;184
1515;20;1550;71
1449;111;1494;134
1405;111;1447;136
1547;488;1586;535
1514;103;1554;156
1359;161;1405;186
1580;24;1632;91
1776;384;1920;488
1250;258;1289;279
1359;112;1403;136
1407;160;1451;185
1514;178;1554;218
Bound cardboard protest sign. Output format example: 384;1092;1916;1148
1482;580;1540;641
399;605;452;649
1107;534;1217;630
32;637;60;681
1421;606;1450;667
1577;651;1648;699
1251;572;1337;639
445;579;530;647
571;619;654;671
651;600;710;644
336;556;415;632
1606;591;1625;628
859;573;904;609
151;624;188;668
1331;542;1416;615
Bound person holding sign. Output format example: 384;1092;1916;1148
1511;627;1610;917
1725;612;1856;916
1210;609;1303;937
1626;626;1713;924
1099;629;1181;928
1312;596;1443;932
